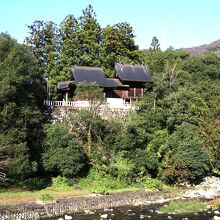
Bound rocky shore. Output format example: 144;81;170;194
183;176;220;199
0;176;219;220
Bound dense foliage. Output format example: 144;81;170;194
42;124;89;177
0;33;44;179
0;5;219;188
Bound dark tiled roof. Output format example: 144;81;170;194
115;63;152;82
72;66;124;88
57;81;75;90
106;78;128;88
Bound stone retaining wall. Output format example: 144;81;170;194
48;106;131;124
0;190;169;220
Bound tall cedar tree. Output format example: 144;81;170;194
77;5;102;67
26;20;59;98
58;15;80;80
101;22;139;77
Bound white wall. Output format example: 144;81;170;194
106;98;125;108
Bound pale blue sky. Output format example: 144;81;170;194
0;0;219;50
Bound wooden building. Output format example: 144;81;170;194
114;63;152;101
57;63;152;102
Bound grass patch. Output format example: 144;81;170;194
0;176;87;206
159;199;207;214
0;187;87;206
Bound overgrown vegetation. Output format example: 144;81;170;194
0;5;219;202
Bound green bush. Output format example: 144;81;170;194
131;149;159;178
51;176;71;188
37;193;54;202
110;157;134;183
78;169;127;194
142;176;163;190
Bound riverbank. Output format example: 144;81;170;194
0;177;219;220
0;189;182;220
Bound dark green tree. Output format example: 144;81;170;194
77;5;102;67
160;123;210;183
150;36;160;51
101;22;139;77
0;33;44;179
26;20;59;98
58;14;80;80
74;82;104;109
42;124;89;177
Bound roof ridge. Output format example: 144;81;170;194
58;80;75;84
73;65;103;71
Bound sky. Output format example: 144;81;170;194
0;0;220;50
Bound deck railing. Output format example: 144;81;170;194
44;100;135;110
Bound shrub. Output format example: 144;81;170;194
132;149;159;178
111;158;134;183
142;176;163;190
51;176;71;188
78;169;127;194
37;193;54;202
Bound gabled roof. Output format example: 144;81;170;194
72;66;125;88
115;63;152;82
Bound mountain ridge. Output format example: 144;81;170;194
181;39;220;55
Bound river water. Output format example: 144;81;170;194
48;204;216;220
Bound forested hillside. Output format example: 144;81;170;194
0;5;219;191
